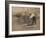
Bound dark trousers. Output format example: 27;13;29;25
32;16;36;24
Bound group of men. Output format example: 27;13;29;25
15;13;36;25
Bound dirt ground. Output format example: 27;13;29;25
12;16;40;31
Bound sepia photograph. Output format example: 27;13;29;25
12;7;40;31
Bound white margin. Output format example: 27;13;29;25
9;4;43;35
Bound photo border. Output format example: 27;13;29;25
5;1;45;37
9;4;43;35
